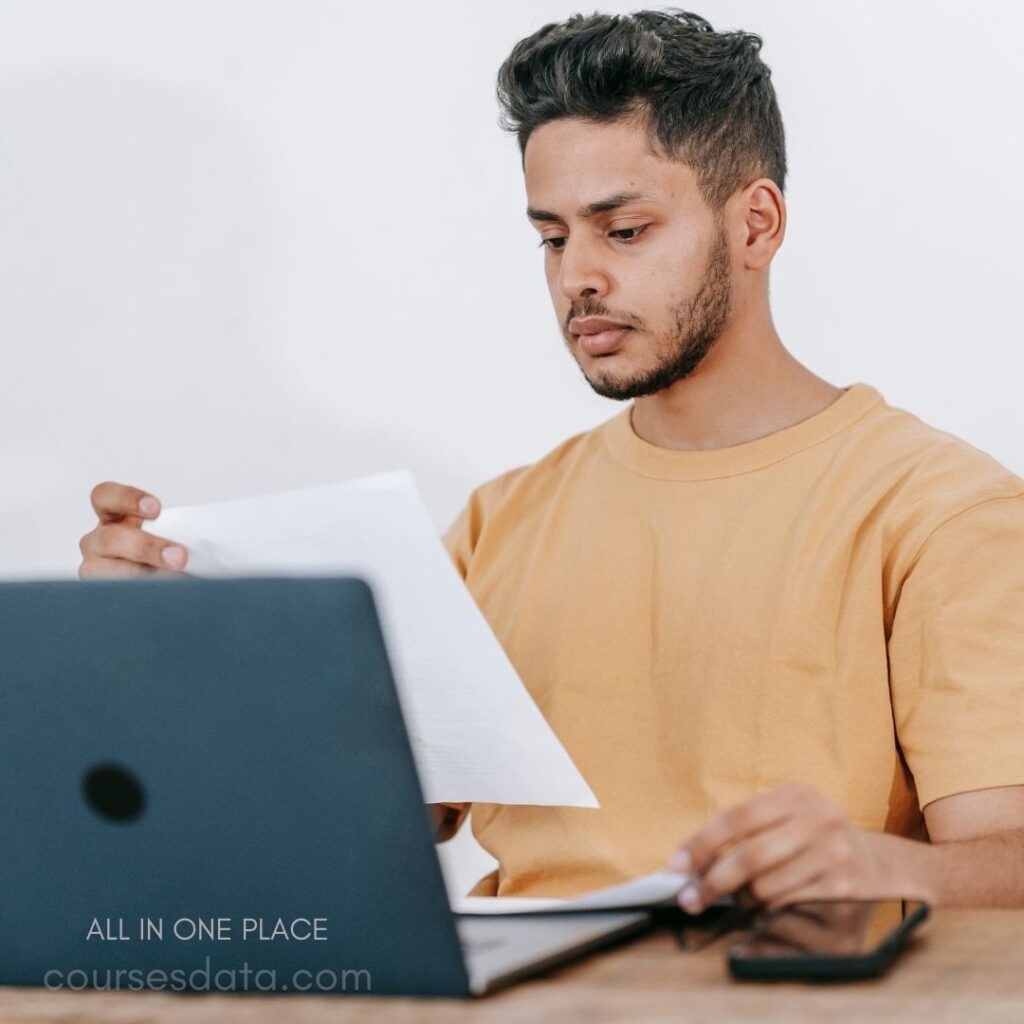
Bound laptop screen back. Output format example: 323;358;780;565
0;576;468;997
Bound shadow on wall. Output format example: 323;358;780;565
0;70;474;575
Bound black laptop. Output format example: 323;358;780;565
0;576;647;996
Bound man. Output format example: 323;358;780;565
79;10;1024;910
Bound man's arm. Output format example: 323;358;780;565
667;782;1024;913
916;785;1024;905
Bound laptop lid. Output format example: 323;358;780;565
0;576;470;997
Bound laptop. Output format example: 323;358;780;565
0;576;648;996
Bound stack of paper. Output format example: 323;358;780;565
452;870;687;915
145;471;598;809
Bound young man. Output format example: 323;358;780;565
79;11;1024;910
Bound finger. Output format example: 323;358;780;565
672;784;807;877
680;818;813;912
747;851;828;908
90;481;162;525
762;866;835;913
89;523;188;571
79;558;174;579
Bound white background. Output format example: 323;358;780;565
1;1;1022;892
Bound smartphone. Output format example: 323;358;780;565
727;900;929;981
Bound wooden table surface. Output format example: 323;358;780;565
1;908;1022;1023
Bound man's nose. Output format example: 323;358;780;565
556;235;610;301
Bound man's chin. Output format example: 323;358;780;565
583;364;661;401
578;344;713;401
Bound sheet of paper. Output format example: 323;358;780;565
145;470;597;808
452;870;688;915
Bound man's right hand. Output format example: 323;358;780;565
78;482;189;578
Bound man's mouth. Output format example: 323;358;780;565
577;326;632;356
568;317;635;357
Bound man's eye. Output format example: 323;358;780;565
609;224;650;242
537;225;650;251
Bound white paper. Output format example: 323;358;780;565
452;870;688;915
144;470;597;809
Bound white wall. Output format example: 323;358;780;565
2;0;1022;577
2;0;1022;892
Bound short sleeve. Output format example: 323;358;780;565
439;465;528;580
888;492;1024;808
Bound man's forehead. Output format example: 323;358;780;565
523;118;697;219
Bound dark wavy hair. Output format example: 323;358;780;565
496;9;786;210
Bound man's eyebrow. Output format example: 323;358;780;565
526;190;656;224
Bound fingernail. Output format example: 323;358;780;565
162;546;186;569
139;497;159;516
679;884;702;913
669;850;692;874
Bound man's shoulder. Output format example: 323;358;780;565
465;416;611;512
846;394;1024;581
441;417;611;571
852;394;1024;512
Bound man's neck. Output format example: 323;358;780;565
629;323;844;452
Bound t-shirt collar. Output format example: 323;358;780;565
601;383;884;481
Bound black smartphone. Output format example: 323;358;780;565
727;900;929;981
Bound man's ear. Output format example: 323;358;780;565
733;178;786;271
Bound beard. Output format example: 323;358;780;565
573;223;732;401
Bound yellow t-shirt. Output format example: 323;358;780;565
441;383;1024;898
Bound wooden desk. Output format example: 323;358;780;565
1;909;1021;1022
